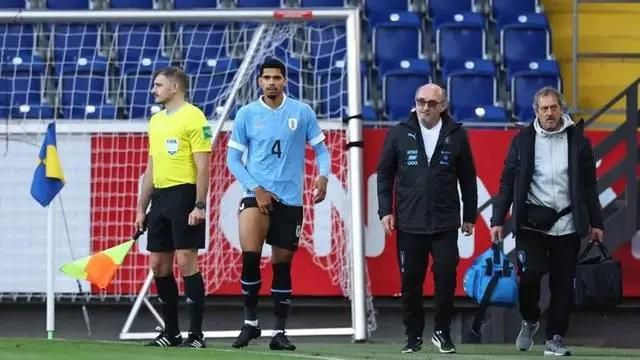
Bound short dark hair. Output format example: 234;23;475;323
153;66;189;92
258;58;286;78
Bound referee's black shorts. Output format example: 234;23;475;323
240;197;303;251
146;183;205;252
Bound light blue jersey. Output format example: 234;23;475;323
226;96;330;206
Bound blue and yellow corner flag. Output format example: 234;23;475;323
30;122;65;207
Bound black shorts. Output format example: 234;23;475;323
146;184;205;252
240;197;303;251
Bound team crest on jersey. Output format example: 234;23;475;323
288;118;298;131
165;138;179;155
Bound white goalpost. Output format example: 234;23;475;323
0;8;371;342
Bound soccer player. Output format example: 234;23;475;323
134;66;211;348
226;58;330;351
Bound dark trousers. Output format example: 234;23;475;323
396;229;459;337
515;229;580;340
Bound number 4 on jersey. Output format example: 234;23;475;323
271;140;282;158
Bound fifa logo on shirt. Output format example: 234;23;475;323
165;138;179;155
288;118;298;131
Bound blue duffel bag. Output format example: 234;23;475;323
463;244;518;337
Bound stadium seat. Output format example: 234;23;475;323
441;58;492;82
189;57;240;117
180;23;230;73
0;0;26;8
458;105;508;122
364;0;410;26
446;60;497;120
436;21;486;69
124;73;155;118
491;0;538;30
316;62;368;118
61;70;109;107
109;0;154;8
500;22;550;71
173;0;219;8
373;12;422;66
0;24;35;58
431;11;485;39
512;72;561;121
10;103;55;120
116;24;169;74
382;59;431;120
0;54;45;113
308;23;346;72
495;11;548;34
63;104;118;120
235;0;282;7
47;0;91;9
428;0;475;20
506;59;559;89
53;24;105;75
300;0;344;7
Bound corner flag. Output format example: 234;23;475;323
31;122;65;207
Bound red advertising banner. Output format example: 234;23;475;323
90;128;640;297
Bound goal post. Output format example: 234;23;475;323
0;8;369;341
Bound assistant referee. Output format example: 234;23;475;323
134;66;211;349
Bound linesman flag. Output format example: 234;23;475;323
60;227;146;289
30;122;65;207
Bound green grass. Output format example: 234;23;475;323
1;339;640;360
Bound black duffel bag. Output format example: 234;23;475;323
573;242;623;308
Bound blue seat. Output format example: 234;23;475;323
373;12;422;66
47;0;91;9
61;71;108;107
308;23;346;72
436;21;486;69
500;22;550;71
382;60;431;120
180;23;230;73
53;24;106;75
300;0;344;6
447;62;497;120
10;103;55;120
442;58;493;82
236;0;282;7
495;11;547;33
0;24;35;58
365;0;410;26
491;0;538;30
431;11;485;38
116;24;169;74
189;57;239;117
316;62;369;118
173;0;219;8
458;105;507;122
0;0;25;8
512;72;561;121
110;0;154;8
428;0;475;19
506;59;559;88
124;73;155;119
63;104;118;119
0;54;45;114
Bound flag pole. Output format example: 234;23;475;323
46;198;55;340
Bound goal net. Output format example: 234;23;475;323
0;9;374;339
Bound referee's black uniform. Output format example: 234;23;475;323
377;110;477;344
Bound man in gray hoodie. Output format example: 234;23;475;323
490;87;604;356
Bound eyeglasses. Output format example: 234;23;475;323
415;99;442;108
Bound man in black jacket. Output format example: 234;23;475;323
377;83;478;354
490;87;604;356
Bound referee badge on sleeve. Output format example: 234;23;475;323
203;125;212;139
165;138;179;155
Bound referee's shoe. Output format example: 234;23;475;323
145;330;183;347
179;332;206;348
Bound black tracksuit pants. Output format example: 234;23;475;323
396;229;459;337
515;229;580;340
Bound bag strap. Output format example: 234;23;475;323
471;274;500;335
578;241;613;263
577;242;595;263
596;242;612;260
556;206;572;220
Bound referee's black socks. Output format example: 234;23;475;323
272;262;292;332
241;251;262;324
154;275;180;336
183;272;205;336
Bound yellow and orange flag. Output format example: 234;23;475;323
60;228;145;289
